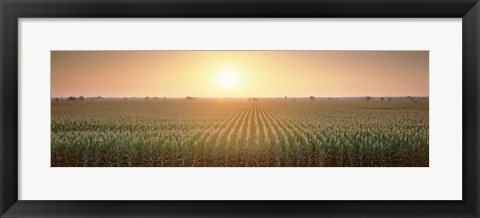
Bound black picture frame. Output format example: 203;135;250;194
1;0;479;217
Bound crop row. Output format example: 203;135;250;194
51;100;429;167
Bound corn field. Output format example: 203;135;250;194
51;99;429;167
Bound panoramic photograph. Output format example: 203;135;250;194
51;51;429;167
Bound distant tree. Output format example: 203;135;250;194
78;96;85;101
284;96;287;100
163;97;167;100
380;97;384;102
186;96;195;100
123;97;127;100
145;96;150;100
54;98;59;101
153;96;159;100
309;96;315;101
67;96;76;101
364;96;372;102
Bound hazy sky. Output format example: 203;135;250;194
51;51;428;98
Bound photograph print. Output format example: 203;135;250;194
51;51;429;167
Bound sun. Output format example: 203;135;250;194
216;71;240;89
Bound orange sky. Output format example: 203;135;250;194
51;51;428;98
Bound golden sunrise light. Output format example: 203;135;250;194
51;50;430;167
216;71;241;89
51;51;429;98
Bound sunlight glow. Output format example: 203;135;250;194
216;71;240;89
